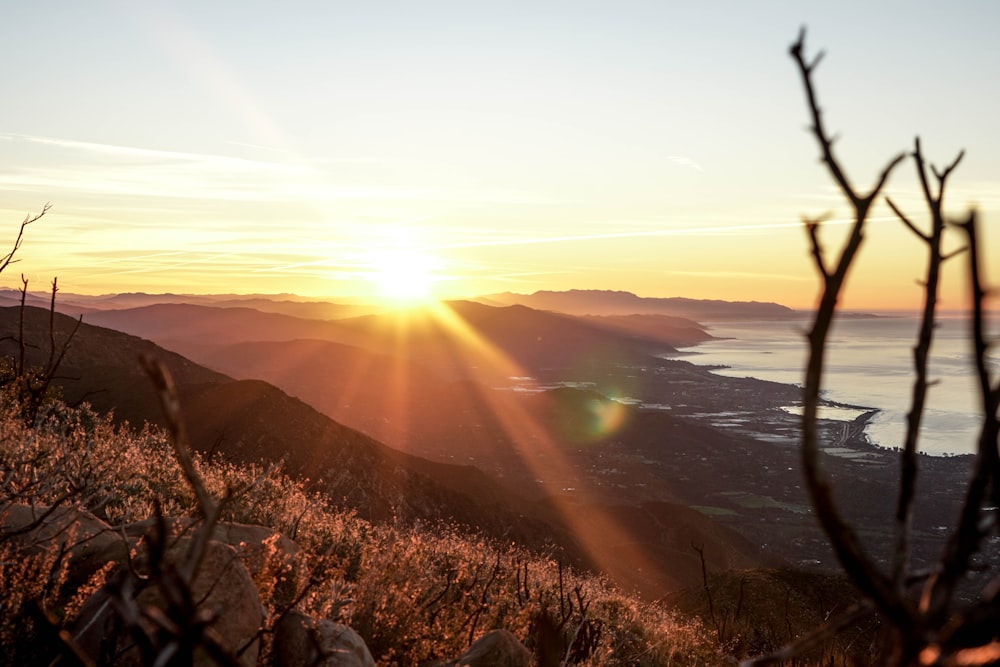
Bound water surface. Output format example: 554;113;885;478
679;314;998;456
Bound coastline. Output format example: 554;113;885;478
678;316;986;457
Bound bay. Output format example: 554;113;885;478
678;314;999;456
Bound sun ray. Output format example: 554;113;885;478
406;301;666;588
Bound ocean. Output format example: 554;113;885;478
678;314;999;456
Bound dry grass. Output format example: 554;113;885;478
0;389;727;665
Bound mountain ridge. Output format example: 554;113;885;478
479;288;798;319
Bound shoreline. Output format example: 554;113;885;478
676;317;980;458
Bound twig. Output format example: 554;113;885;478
888;138;964;589
0;204;49;275
739;601;875;666
791;27;909;629
139;355;215;518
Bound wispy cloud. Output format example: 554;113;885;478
666;155;705;173
430;219;837;251
665;269;811;281
0;133;555;206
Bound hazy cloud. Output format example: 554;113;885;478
666;155;705;173
0;133;557;206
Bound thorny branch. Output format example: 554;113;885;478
93;356;247;666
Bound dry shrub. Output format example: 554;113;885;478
0;536;72;664
0;391;727;665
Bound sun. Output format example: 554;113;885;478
366;247;439;305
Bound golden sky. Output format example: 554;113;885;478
1;2;998;311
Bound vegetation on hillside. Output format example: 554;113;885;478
0;384;727;665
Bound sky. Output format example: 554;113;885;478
1;1;999;310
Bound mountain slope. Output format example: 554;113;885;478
82;303;366;351
0;305;227;425
175;338;514;468
0;304;768;596
325;300;682;380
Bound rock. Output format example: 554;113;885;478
1;503;129;588
455;629;532;667
123;517;301;559
273;609;375;667
125;516;302;606
71;537;265;667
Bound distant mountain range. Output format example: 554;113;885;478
479;289;799;319
79;299;702;382
1;287;799;321
0;289;377;320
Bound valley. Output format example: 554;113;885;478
0;289;980;598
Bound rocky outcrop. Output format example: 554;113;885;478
273;610;376;667
71;537;266;666
0;504;560;667
122;516;302;561
0;503;129;588
2;505;300;666
453;629;532;667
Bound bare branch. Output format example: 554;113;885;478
790;33;904;212
804;217;830;278
0;204;49;275
139;355;216;519
942;246;968;262
891;137;961;590
886;197;929;242
16;276;27;379
792;28;910;629
933;148;965;185
739;601;875;666
923;211;1000;624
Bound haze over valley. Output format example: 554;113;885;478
3;288;982;586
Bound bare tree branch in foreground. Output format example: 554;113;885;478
744;29;999;667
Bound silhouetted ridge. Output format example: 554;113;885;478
480;289;797;319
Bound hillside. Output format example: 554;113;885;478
81;299;694;383
0;305;227;425
0;304;766;598
0;389;744;665
81;303;368;352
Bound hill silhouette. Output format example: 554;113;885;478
82;299;696;383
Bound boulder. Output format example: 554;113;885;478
125;516;302;606
123;517;300;560
71;537;265;667
273;609;375;667
455;629;532;667
1;503;129;588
